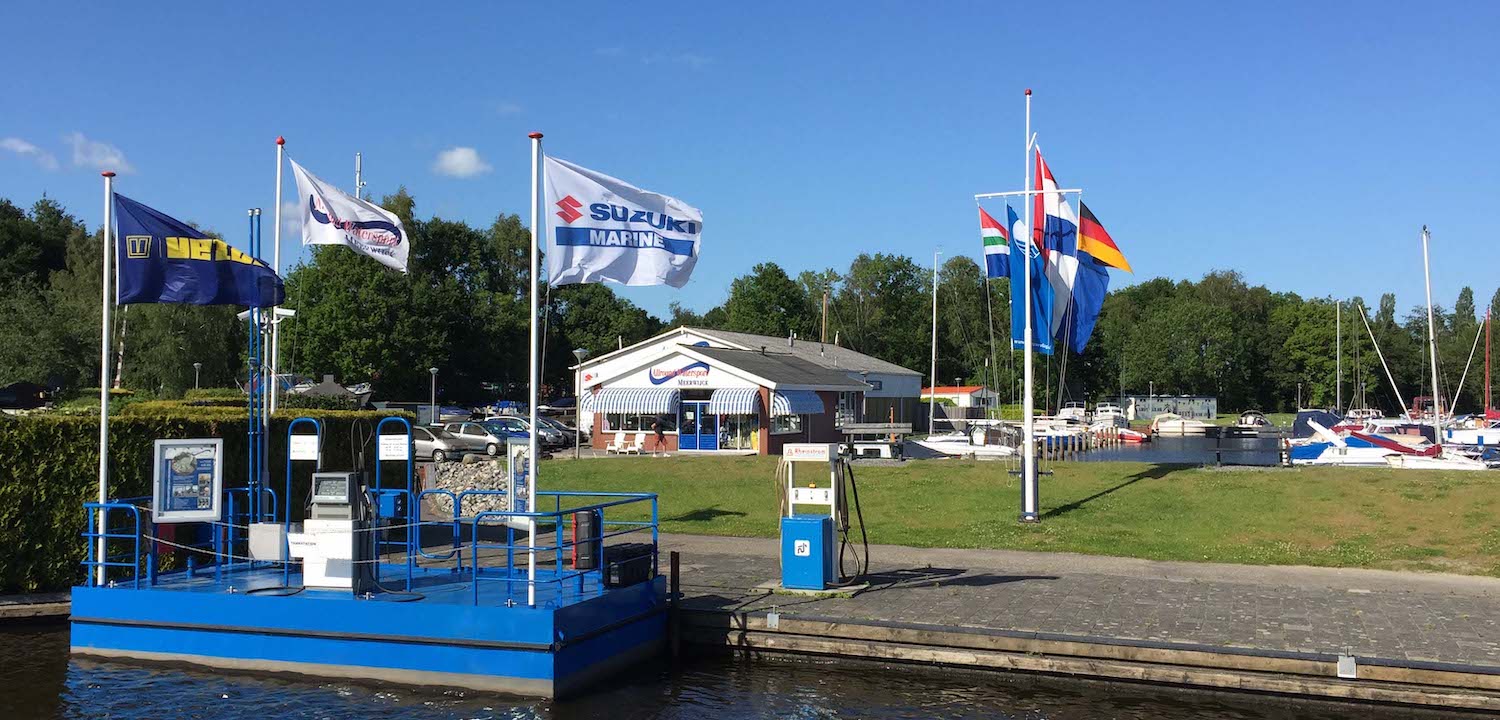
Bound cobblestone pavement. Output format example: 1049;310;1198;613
663;534;1500;668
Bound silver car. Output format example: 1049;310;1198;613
411;425;463;463
442;421;506;457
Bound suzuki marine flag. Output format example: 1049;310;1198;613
290;159;409;273
543;156;702;287
113;194;284;307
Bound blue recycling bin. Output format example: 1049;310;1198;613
780;515;835;590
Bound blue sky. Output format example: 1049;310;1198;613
3;1;1497;319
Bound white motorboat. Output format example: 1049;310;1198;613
912;432;1016;458
1235;410;1272;428
1056;401;1090;423
1092;403;1128;428
1149;412;1216;436
1383;453;1488;471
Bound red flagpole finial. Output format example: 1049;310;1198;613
528;132;543;139
101;171;115;178
1025;88;1032;96
276;136;285;146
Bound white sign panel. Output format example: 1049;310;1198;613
783;443;836;462
288;434;319;462
151;438;224;523
378;433;409;461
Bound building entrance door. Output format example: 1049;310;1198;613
678;401;718;451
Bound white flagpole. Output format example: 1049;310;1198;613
928;250;940;433
1021;89;1038;523
96;170;116;584
1421;226;1443;447
527;131;543;607
270;137;284;416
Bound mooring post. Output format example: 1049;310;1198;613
669;550;681;663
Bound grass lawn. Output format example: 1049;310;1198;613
544;455;1500;577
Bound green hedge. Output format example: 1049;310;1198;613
0;404;409;593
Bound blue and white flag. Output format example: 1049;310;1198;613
1008;205;1053;355
290;159;410;273
543;156;702;288
113;194;284;307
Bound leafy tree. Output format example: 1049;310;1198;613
720;262;816;338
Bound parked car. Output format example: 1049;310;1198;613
483;415;567;449
443;421;508;457
537;415;586;443
411;425;463;463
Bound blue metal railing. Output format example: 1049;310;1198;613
372;416;415;590
462;491;659;607
81;502;143;588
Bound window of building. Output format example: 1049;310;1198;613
605;413;678;433
836;392;858;426
718;414;759;450
771;414;803;435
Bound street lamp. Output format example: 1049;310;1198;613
428;367;438;425
571;348;590;459
192;362;202;389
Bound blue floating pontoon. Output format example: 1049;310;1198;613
71;419;665;698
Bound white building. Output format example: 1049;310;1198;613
574;327;922;455
920;385;999;410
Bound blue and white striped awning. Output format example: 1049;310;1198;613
708;388;761;415
583;388;680;414
771;389;825;416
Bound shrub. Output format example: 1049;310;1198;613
0;402;410;593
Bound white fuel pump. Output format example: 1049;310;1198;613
776;443;868;591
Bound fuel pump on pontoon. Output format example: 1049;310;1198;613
776;443;869;591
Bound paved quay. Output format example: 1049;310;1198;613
663;533;1500;710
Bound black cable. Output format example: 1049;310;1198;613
246;585;304;597
362;491;426;603
835;456;870;585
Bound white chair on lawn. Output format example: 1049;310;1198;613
606;431;626;454
625;431;646;455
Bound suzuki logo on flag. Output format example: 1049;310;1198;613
125;235;151;259
543;155;702;288
555;195;583;223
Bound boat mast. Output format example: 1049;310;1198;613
1336;300;1342;413
1487;310;1492;420
1421;226;1443;447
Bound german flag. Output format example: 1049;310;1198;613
1077;202;1131;273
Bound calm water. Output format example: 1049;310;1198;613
0;623;1465;719
1079;434;1284;466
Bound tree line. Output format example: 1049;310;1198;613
2;191;1495;415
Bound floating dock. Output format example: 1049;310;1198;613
70;488;665;698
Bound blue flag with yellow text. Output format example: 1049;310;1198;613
113;194;284;307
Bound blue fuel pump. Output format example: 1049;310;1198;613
777;443;868;591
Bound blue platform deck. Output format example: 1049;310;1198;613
71;483;667;698
72;562;666;698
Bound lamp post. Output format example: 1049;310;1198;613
428;367;438;425
193;362;202;390
572;348;589;459
1297;382;1303;411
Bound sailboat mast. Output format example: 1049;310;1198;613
1421;226;1443;446
1336;300;1342;413
1487;309;1492;419
929;249;940;435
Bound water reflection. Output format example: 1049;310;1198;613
0;625;1460;720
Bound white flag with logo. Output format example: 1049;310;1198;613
543;156;701;287
290;159;410;273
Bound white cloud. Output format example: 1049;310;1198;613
64;132;134;173
0;137;59;170
495;101;523;116
431;147;491;178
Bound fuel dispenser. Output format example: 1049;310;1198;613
777;443;868;591
291;471;375;592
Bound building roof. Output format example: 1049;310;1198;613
685;327;921;376
686;346;871;390
922;385;987;395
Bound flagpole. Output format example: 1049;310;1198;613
1020;89;1038;523
270;137;284;416
96;170;116;585
928;249;940;434
527;131;543;607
